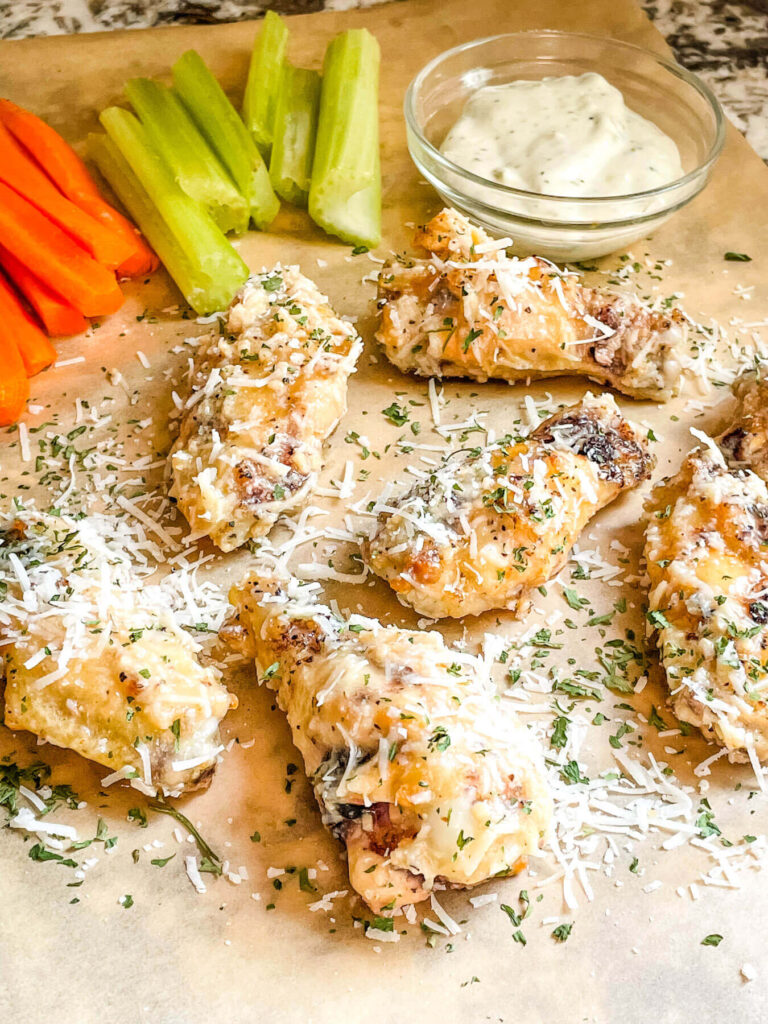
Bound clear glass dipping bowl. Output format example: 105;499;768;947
404;31;725;260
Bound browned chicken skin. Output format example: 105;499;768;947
363;392;655;619
718;368;768;479
1;509;235;795
376;208;685;400
169;267;362;551
225;574;552;912
645;367;768;763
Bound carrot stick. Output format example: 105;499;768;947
0;298;30;425
78;191;158;277
0;121;135;271
0;273;57;376
0;182;123;318
0;246;89;337
0;100;98;198
0;99;157;277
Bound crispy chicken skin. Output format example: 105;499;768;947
1;511;235;794
362;392;655;619
169;267;363;551
376;208;685;400
645;370;768;763
718;369;768;480
225;575;552;913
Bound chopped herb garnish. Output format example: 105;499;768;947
382;402;409;427
462;327;483;353
127;807;148;828
262;662;280;682
428;726;451;753
648;706;667;731
370;916;394;932
500;903;521;926
262;273;283;291
550;716;569;750
148;800;222;875
559;760;589;786
563;588;589;611
299;867;317;893
456;829;473;850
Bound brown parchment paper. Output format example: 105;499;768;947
1;2;768;1022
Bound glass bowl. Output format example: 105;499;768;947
404;31;725;260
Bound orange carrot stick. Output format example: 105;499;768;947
0;100;98;197
0;273;57;376
0;303;30;426
0;121;134;271
0;246;89;337
78;191;158;277
0;99;157;277
0;182;123;318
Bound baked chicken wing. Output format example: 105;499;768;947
169;266;363;551
645;370;768;763
376;208;685;400
362;392;655;619
226;574;552;913
718;368;768;480
1;510;235;794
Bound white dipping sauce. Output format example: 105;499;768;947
441;72;683;197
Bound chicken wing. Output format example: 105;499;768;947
169;266;363;551
718;368;768;480
1;510;235;794
362;392;655;619
645;370;768;763
376;208;685;400
225;574;552;913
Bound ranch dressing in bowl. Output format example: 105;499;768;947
406;33;724;259
441;72;684;199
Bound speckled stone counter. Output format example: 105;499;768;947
1;0;766;159
644;0;768;159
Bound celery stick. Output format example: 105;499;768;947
172;49;279;230
125;77;250;236
308;29;381;249
92;114;248;316
269;65;320;208
242;10;289;157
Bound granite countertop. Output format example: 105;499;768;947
1;0;766;160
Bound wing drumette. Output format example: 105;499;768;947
170;266;363;551
645;369;768;763
1;510;235;794
226;574;552;913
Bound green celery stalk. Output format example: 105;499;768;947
269;65;321;208
172;49;280;230
92;112;248;316
125;77;250;236
242;10;289;157
308;29;381;248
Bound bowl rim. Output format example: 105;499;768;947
404;29;726;206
